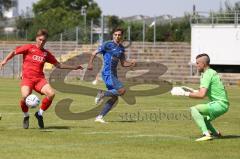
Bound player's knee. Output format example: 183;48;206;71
49;92;55;99
46;90;55;99
21;96;27;101
190;107;194;112
118;88;126;96
122;89;126;95
21;94;30;100
190;106;197;115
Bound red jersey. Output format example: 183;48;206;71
15;44;58;79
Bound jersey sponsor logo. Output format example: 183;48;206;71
32;55;45;62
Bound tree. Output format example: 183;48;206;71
14;7;34;40
127;22;143;41
107;15;124;33
170;15;191;42
19;0;101;40
32;0;101;23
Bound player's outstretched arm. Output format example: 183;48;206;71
0;50;15;70
181;86;198;93
188;87;207;99
87;50;98;70
171;86;207;98
55;63;84;70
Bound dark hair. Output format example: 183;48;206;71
196;53;210;65
112;27;124;35
36;29;48;38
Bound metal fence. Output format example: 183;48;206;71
191;11;240;25
0;15;178;45
0;49;22;78
0;16;111;43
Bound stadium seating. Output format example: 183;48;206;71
0;41;239;85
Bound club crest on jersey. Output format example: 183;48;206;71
43;52;48;57
30;49;36;53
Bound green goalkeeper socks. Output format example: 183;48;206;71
205;119;218;135
191;107;208;134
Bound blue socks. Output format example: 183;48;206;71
100;96;118;116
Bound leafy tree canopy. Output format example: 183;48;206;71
23;0;101;40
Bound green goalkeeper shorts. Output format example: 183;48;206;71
195;101;229;121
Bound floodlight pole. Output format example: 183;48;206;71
90;19;93;48
76;26;79;46
153;16;156;46
101;15;104;43
142;19;145;60
81;5;87;42
127;25;131;59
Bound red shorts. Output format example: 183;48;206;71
21;78;48;94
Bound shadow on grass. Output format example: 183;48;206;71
77;126;93;129
217;135;240;140
108;120;137;123
44;126;71;130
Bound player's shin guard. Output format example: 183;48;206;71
40;97;53;111
100;96;118;116
20;99;29;113
190;107;208;134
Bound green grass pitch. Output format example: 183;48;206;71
0;78;239;159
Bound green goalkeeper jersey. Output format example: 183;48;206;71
200;68;229;107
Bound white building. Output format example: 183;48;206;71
3;0;19;18
1;0;19;32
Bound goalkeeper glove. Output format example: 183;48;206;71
171;87;190;96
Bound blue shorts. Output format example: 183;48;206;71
102;74;123;90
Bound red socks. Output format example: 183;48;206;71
20;99;28;112
40;97;53;111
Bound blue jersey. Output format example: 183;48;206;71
97;41;125;76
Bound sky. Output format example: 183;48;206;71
18;0;240;17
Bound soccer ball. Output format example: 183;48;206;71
25;94;40;108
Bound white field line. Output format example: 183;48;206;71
81;131;138;135
80;131;190;140
123;134;190;140
112;109;190;112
